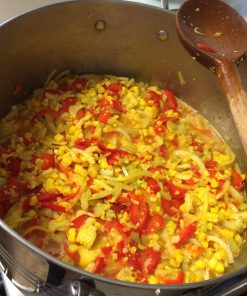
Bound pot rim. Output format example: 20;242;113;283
0;0;246;291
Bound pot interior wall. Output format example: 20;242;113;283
0;0;247;288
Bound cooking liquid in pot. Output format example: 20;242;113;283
0;74;247;284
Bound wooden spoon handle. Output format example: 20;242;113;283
217;62;247;154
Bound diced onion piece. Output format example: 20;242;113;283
208;235;234;264
44;69;57;87
89;190;113;200
99;169;114;176
215;180;230;200
178;71;186;86
194;27;206;36
121;165;129;177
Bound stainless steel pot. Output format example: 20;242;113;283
0;1;247;295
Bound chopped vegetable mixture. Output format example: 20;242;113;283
1;74;247;284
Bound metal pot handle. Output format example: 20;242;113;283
69;279;105;296
183;274;247;296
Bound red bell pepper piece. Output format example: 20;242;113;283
145;177;161;193
191;138;204;153
6;176;29;192
7;157;21;176
99;98;111;107
112;99;126;112
40;202;66;212
104;219;129;239
41;152;55;170
22;197;31;212
231;171;244;191
22;135;32;146
205;160;218;169
161;198;184;217
175;222;197;248
57;163;70;180
74;138;100;150
159;270;185;284
148;91;162;107
72;214;89;229
76;108;85;120
94;257;106;273
105;83;122;93
164;90;178;109
144;214;165;234
74;138;91;150
33;108;60;121
63;188;80;201
159;145;167;156
37;193;58;202
59;97;77;113
159;116;179;123
140;247;161;274
184;178;195;185
129;193;150;233
153;121;166;134
166;180;187;199
102;246;112;257
197;42;215;53
98;109;111;124
116;240;127;260
68;77;87;92
117;195;131;204
170;138;179;148
190;163;202;178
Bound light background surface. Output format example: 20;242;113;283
0;0;246;25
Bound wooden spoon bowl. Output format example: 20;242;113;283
176;0;247;153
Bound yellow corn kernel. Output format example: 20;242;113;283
220;229;234;239
98;158;108;169
209;258;217;269
198;232;206;242
207;222;213;230
166;221;176;236
0;168;7;177
169;258;178;268
68;244;78;253
210;179;219;188
214;252;222;260
130;246;137;254
215;262;225;274
194;260;206;270
201;240;208;248
74;164;87;177
175;252;184;265
30;195;38;206
235;233;243;244
61;155;73;167
148;275;159;284
68;228;76;243
54;134;64;142
106;143;116;149
210;207;219;213
224;169;231;177
88;164;98;178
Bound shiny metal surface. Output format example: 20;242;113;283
0;0;247;295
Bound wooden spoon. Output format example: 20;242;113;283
176;0;247;153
